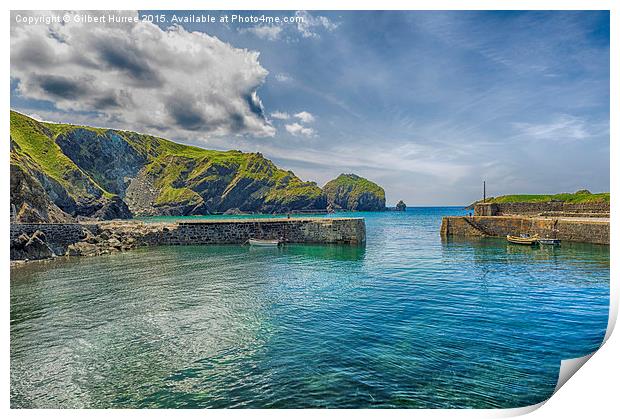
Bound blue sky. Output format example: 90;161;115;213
10;11;610;205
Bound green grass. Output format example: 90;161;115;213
156;187;202;206
487;191;609;204
10;111;110;200
324;174;385;199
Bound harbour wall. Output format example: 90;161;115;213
474;202;609;217
139;218;366;246
10;217;366;260
440;216;609;245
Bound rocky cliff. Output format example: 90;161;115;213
323;174;386;211
10;111;326;221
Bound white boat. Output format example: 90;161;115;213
248;239;281;247
539;238;561;245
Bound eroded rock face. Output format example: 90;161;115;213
55;129;146;197
396;200;407;211
10;230;55;260
11;112;330;220
10;161;73;223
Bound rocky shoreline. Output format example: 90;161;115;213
10;222;161;263
10;217;367;264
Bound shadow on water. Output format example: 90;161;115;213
142;242;368;262
277;243;366;261
442;236;609;268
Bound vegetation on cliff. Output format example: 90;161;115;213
10;112;129;222
323;174;386;211
465;190;609;210
10;111;327;221
485;190;609;204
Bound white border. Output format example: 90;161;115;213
2;1;617;418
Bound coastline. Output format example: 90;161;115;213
10;217;366;264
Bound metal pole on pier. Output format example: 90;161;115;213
483;181;486;203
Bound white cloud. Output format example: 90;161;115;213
294;11;339;39
274;73;292;83
294;111;315;123
10;10;275;139
270;111;290;120
285;122;315;137
240;25;282;41
513;114;590;141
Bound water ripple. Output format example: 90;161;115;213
11;208;609;408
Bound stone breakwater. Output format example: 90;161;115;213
474;202;609;217
10;218;366;261
440;215;609;245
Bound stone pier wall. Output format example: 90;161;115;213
138;218;366;245
474;202;609;216
10;217;366;260
440;216;609;245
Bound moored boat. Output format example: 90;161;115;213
538;238;561;245
248;238;281;247
506;234;539;245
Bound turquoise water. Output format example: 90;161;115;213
10;208;609;408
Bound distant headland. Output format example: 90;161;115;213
10;111;387;223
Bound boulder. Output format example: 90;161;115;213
107;238;122;248
67;242;99;257
223;208;246;215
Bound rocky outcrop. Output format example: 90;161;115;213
10;161;73;223
395;200;407;211
66;226;139;257
10;119;132;223
10;230;55;260
323;174;386;211
55;129;147;197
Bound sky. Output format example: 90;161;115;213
10;10;610;205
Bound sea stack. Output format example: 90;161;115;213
323;173;386;211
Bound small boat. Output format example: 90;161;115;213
248;238;281;247
539;238;561;245
506;233;539;245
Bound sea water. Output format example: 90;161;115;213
10;208;609;408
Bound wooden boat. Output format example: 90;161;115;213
248;238;281;247
538;238;561;245
506;234;539;245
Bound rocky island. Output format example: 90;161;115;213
323;174;386;212
10;111;386;222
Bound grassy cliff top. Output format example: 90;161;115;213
485;190;609;204
323;174;385;198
